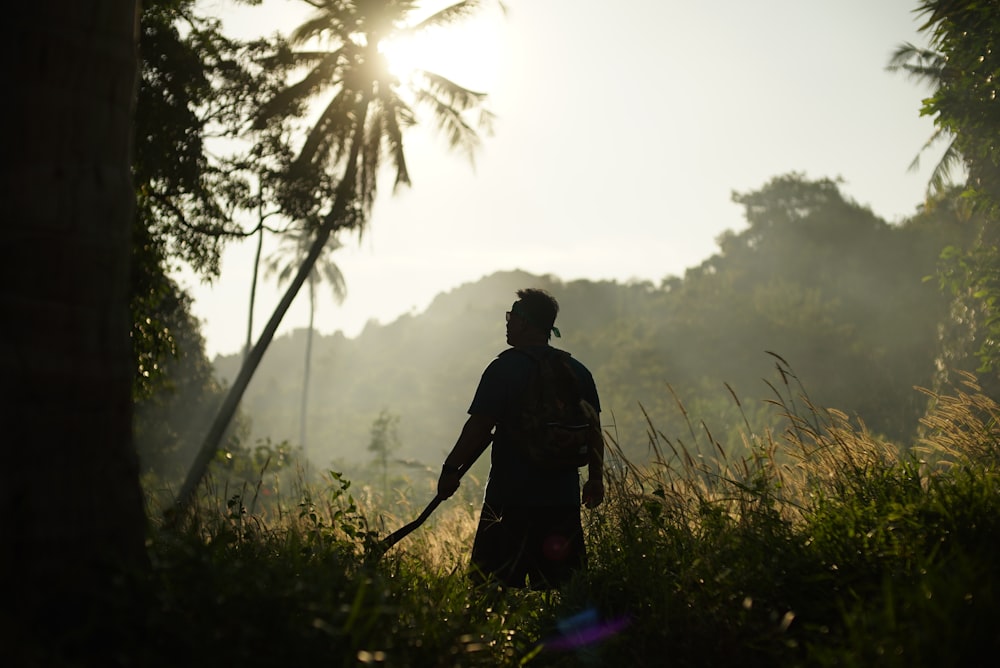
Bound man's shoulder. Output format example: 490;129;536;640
501;346;595;379
484;347;533;376
500;345;570;360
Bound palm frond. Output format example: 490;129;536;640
254;51;344;128
415;92;478;159
263;248;298;284
887;38;964;200
410;0;505;32
886;42;945;83
373;88;416;190
264;223;346;301
294;89;358;170
357;115;383;214
290;4;352;47
318;256;348;303
414;70;490;111
262;0;496;231
915;0;975;34
410;71;494;158
902;124;964;201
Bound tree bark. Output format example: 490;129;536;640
2;0;147;659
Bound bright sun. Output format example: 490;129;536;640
379;13;502;92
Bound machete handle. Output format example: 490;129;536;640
378;435;492;553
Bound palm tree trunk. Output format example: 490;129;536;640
246;215;265;361
301;274;316;467
168;97;371;522
5;0;147;654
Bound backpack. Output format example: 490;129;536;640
505;347;600;471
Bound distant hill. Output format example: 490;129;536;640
213;270;637;475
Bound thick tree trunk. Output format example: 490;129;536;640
2;0;147;659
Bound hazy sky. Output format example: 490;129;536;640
182;0;941;358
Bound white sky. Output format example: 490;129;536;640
181;0;942;358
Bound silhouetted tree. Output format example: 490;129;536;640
172;0;497;518
368;409;402;496
265;224;347;461
890;1;1000;381
5;1;148;661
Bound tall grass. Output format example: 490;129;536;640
572;357;1000;667
45;357;1000;666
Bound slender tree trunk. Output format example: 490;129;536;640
3;0;147;659
301;274;316;468
246;217;265;361
168;98;371;522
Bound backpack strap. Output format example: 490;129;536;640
504;346;591;426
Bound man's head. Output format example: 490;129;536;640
506;288;560;345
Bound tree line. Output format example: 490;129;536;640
131;0;1000;496
191;172;974;490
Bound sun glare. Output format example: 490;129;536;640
379;14;502;92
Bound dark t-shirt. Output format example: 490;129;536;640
468;345;601;507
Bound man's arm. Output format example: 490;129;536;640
582;416;605;508
437;413;495;499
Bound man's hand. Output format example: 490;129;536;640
582;477;604;508
437;465;461;499
437;415;495;500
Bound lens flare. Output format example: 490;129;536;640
543;607;630;651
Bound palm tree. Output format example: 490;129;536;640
265;224;347;464
170;0;497;518
886;43;963;199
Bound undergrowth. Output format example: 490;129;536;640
40;356;1000;666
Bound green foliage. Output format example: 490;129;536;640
799;463;1000;666
914;1;1000;214
137;468;543;667
937;235;1000;377
136;0;292;274
132;0;297;401
891;2;1000;378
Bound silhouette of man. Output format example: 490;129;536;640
437;288;604;590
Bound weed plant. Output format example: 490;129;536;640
43;356;1000;666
